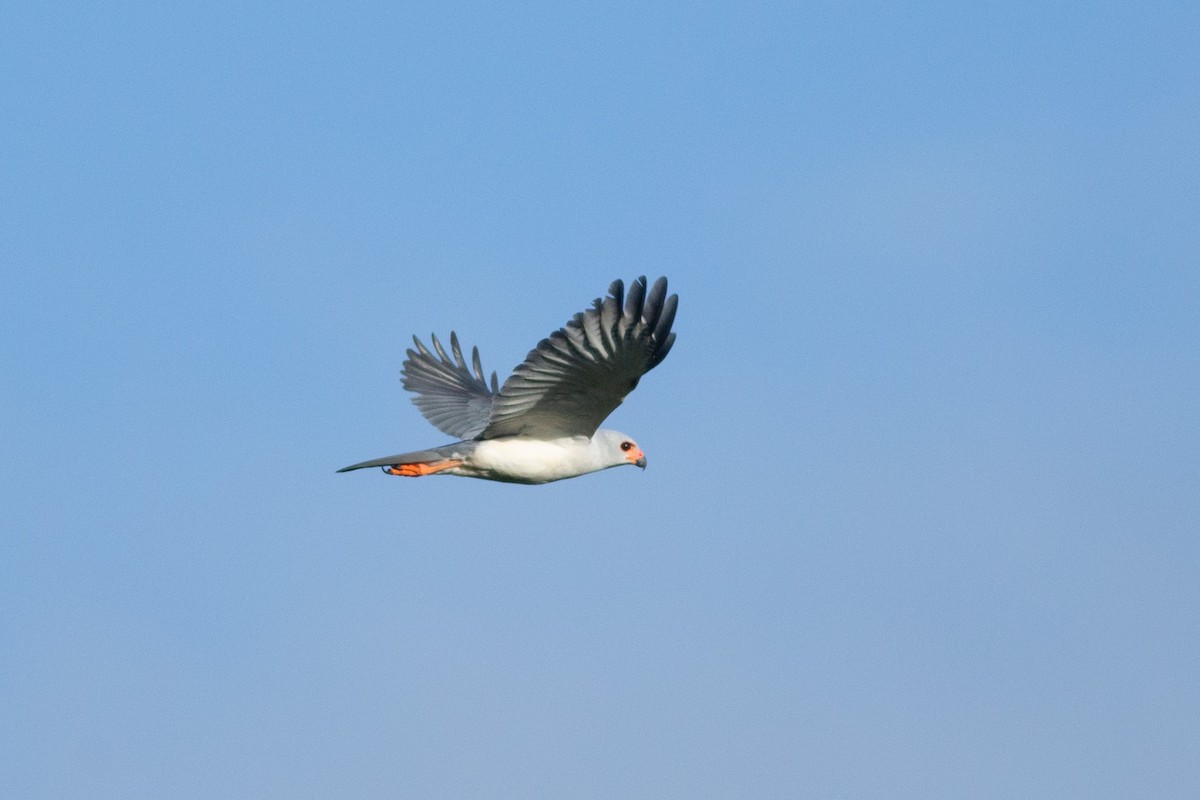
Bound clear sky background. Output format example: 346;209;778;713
3;2;1198;798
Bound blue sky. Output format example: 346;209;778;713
3;2;1198;797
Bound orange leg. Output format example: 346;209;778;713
384;459;463;477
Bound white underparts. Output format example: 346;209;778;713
451;431;635;484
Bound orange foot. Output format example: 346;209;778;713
384;459;463;477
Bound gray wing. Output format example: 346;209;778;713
401;332;498;440
479;276;677;440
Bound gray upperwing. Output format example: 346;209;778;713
480;276;677;440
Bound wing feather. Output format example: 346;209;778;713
642;277;666;332
580;305;606;355
620;277;644;337
648;291;678;369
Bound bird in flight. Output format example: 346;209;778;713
338;276;678;484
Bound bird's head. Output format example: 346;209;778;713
594;429;647;470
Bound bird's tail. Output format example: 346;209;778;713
336;443;473;476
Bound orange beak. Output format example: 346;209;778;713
626;447;647;469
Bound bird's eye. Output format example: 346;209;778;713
620;441;633;451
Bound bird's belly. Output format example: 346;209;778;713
467;437;589;484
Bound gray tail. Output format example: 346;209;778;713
336;443;471;473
